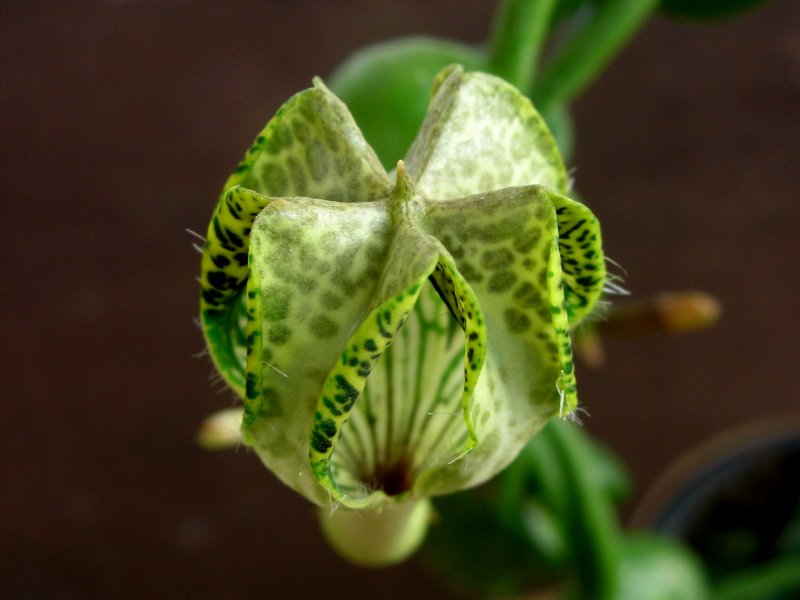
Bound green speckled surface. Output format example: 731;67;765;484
200;67;605;508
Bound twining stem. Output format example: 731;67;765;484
489;0;558;94
532;0;659;112
488;0;559;95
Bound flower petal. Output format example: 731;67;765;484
200;79;391;392
309;223;444;507
404;66;567;199
313;229;490;507
241;196;392;505
415;185;603;495
553;192;605;326
224;78;391;201
200;186;270;392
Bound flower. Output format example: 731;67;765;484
198;65;605;562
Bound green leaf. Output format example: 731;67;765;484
425;488;563;596
540;102;575;164
712;556;800;600
532;0;659;111
547;420;623;600
616;534;710;600
488;0;559;94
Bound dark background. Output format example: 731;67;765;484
2;1;798;598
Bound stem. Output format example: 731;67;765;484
318;498;431;567
548;420;622;600
488;0;558;94
532;0;659;111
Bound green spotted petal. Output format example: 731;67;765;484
241;197;392;505
200;186;271;392
224;78;391;201
552;193;605;326
404;65;567;199
308;223;442;507
200;78;392;392
416;185;603;496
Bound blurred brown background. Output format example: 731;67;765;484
1;1;798;598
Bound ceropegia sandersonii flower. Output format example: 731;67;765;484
198;65;605;564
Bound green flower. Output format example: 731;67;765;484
199;65;605;564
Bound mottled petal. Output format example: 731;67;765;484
416;185;603;496
200;79;392;392
224;78;391;201
308;217;496;508
309;224;443;507
200;186;271;392
404;66;567;199
553;195;605;325
241;197;392;505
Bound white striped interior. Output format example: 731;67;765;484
329;282;468;498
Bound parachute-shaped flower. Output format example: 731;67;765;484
199;65;605;564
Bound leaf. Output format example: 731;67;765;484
615;534;710;600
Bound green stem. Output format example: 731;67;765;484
497;425;565;527
488;0;559;95
712;556;800;600
548;420;622;600
532;0;659;111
